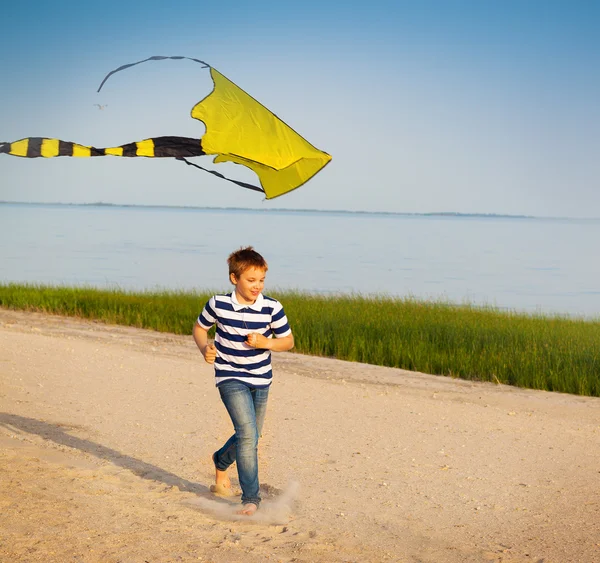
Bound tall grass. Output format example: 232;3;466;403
1;283;599;397
0;283;210;335
282;292;600;397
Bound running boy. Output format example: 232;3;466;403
192;247;294;516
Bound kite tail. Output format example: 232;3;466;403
1;136;263;193
0;136;205;158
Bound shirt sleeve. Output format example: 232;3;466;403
197;296;217;330
271;300;292;337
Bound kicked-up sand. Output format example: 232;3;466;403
0;308;598;563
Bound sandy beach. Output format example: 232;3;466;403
1;308;598;563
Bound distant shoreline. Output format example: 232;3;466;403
1;200;593;221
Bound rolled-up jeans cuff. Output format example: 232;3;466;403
213;451;228;472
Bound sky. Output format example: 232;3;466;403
1;0;599;217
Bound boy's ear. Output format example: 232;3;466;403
229;273;237;285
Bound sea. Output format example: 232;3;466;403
1;202;599;319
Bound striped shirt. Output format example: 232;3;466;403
197;292;292;388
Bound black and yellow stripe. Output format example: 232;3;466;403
1;134;264;193
0;136;205;158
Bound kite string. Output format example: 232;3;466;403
97;55;210;93
176;157;265;194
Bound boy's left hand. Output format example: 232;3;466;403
246;332;270;350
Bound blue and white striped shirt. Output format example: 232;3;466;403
197;292;292;388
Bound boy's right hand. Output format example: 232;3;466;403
203;344;217;364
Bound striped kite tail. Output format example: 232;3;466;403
0;136;205;158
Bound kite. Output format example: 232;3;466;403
0;56;331;199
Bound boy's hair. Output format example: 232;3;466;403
227;246;268;279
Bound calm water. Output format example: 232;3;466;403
1;203;599;318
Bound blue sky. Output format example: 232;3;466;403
1;0;598;217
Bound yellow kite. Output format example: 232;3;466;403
0;56;331;199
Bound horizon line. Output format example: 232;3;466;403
0;200;596;221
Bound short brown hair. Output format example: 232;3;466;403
227;246;268;279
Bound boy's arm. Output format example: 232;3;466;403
246;332;294;352
270;333;295;352
193;322;217;364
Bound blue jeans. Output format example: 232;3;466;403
214;380;269;506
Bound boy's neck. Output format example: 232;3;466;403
235;289;257;306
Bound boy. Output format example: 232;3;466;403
193;246;294;516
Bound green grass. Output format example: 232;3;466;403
1;283;599;397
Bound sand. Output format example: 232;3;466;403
0;308;598;563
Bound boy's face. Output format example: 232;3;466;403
230;266;266;305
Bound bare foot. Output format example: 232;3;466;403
236;503;258;516
215;467;232;490
210;454;235;497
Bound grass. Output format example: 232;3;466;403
1;283;599;397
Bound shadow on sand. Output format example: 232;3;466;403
1;412;298;524
0;411;214;497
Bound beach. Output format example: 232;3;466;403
1;308;599;563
